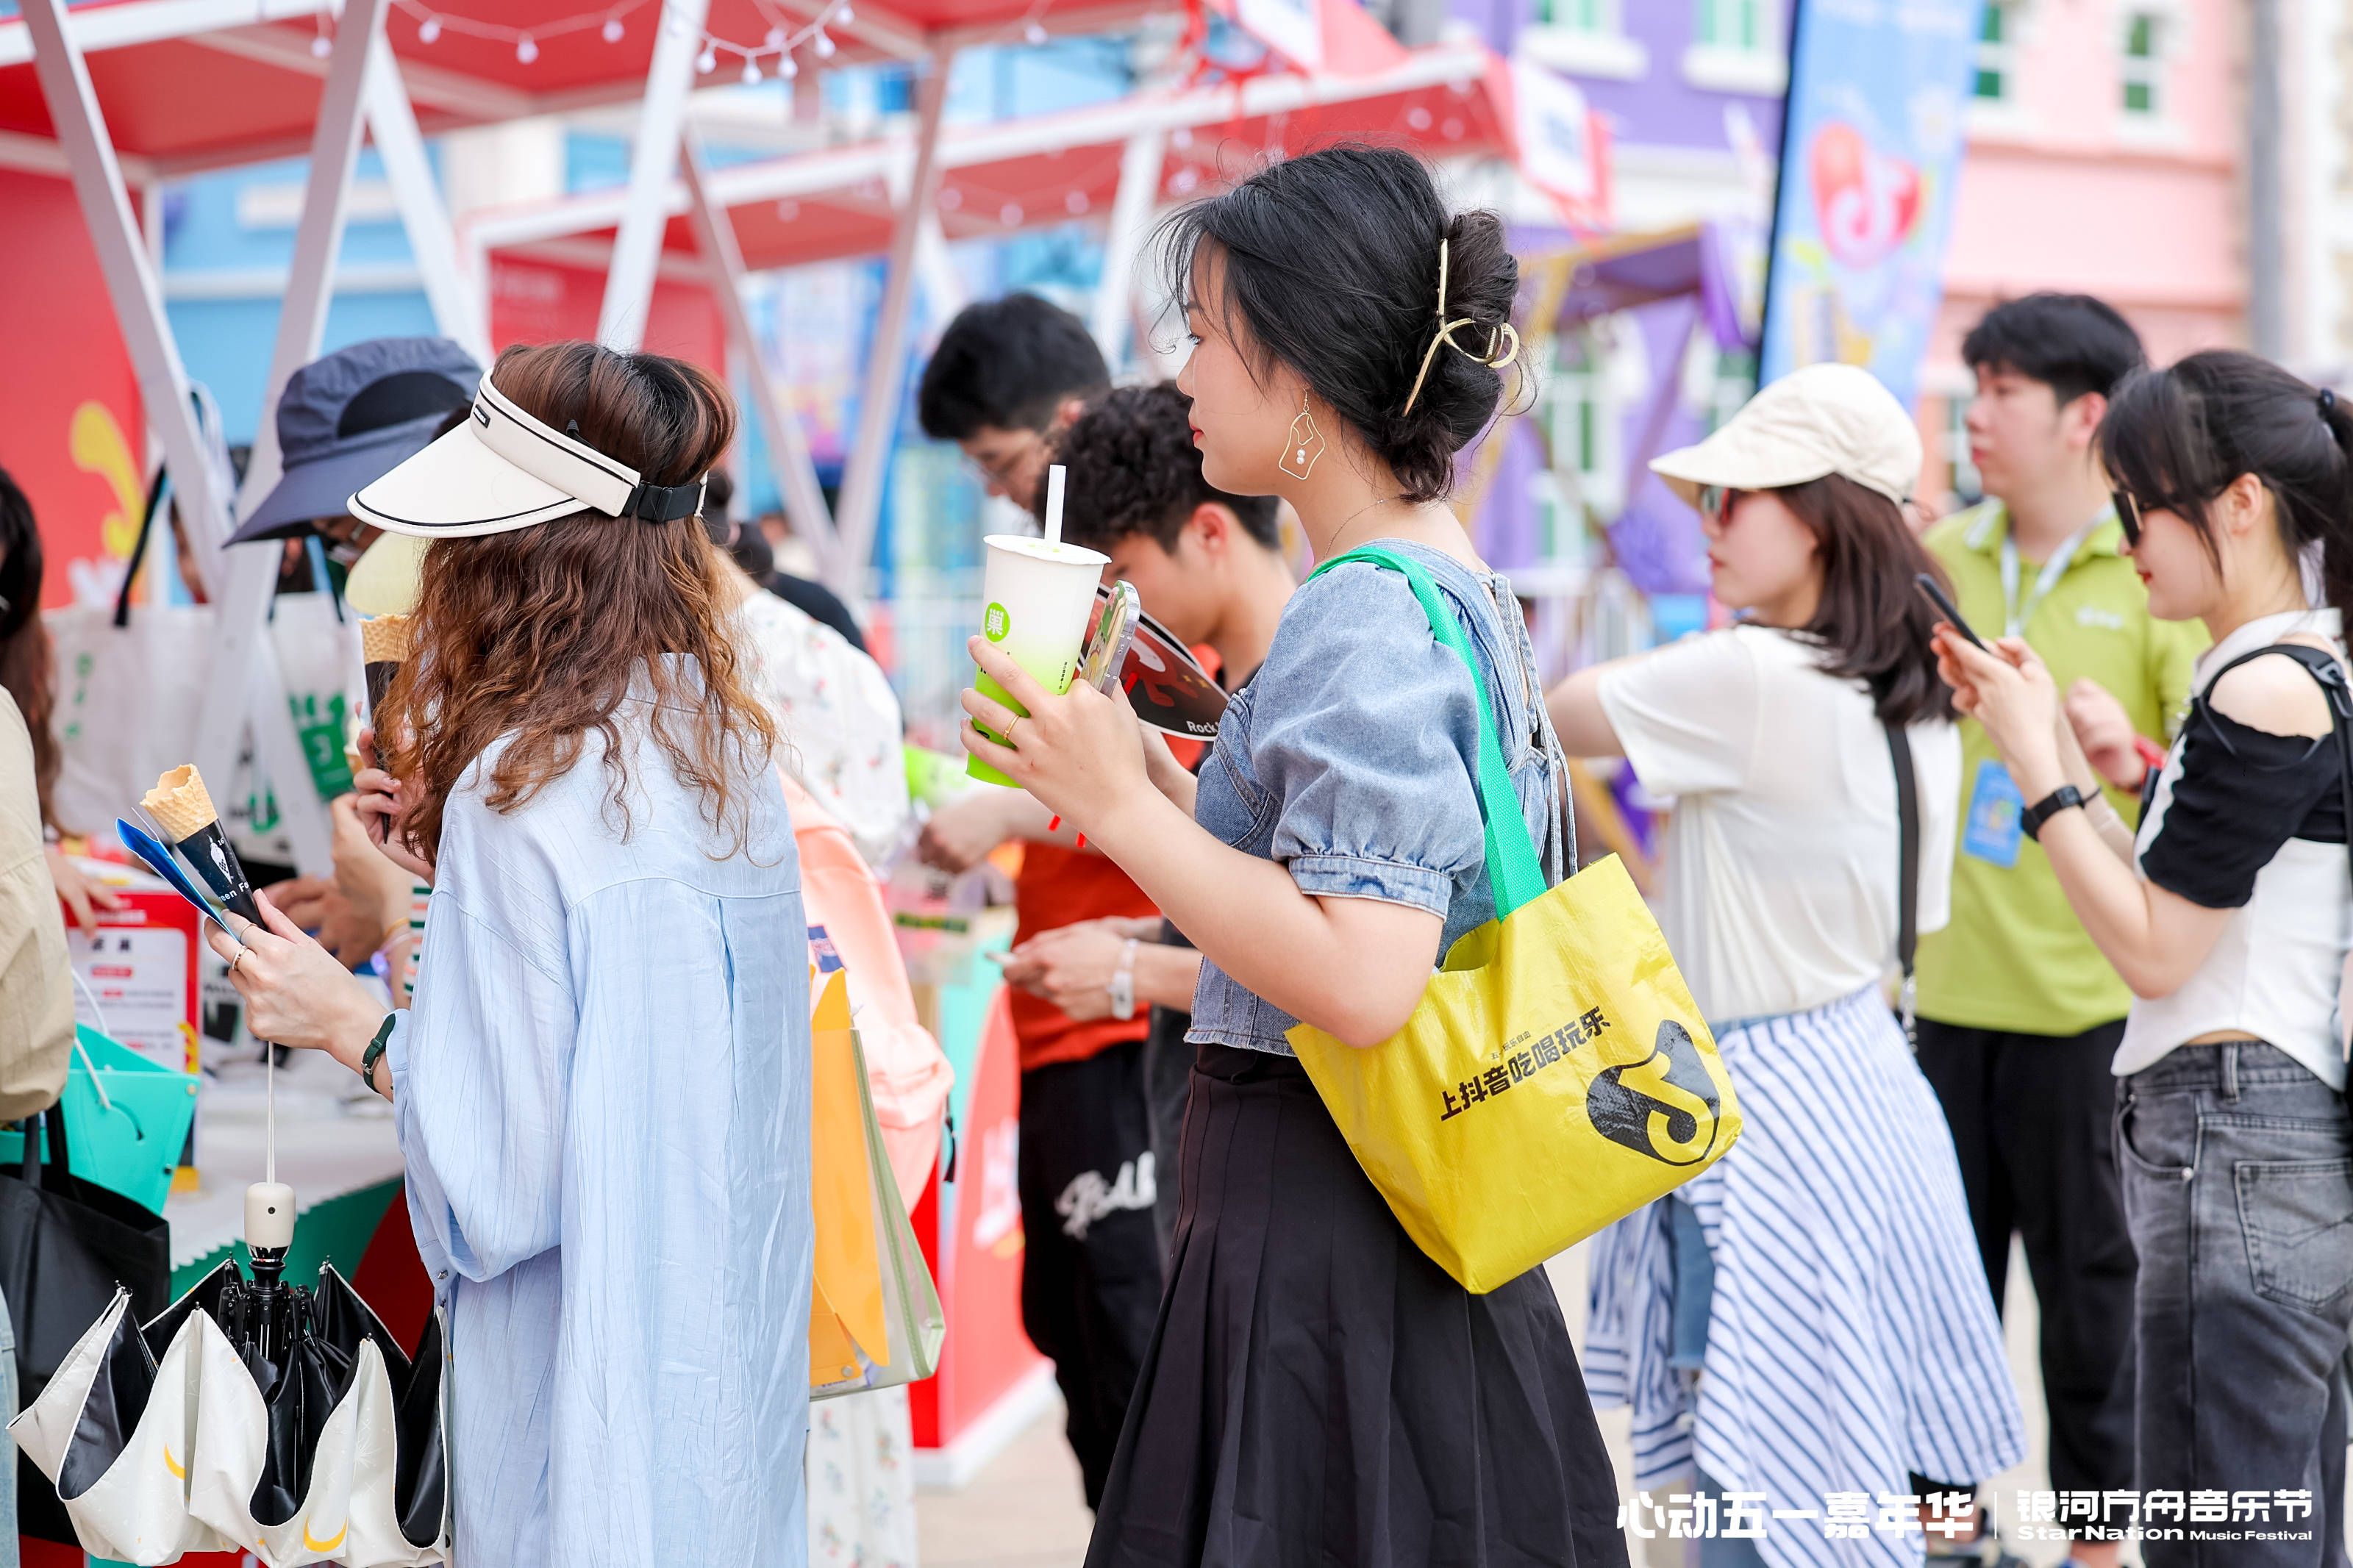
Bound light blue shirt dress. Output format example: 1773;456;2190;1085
380;680;813;1567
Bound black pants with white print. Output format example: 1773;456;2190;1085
1018;1037;1166;1509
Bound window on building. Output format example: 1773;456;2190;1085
2121;11;2162;115
1974;1;2017;101
1524;0;1646;76
1705;350;1757;436
1546;333;1621;521
1538;0;1613;29
1695;0;1765;52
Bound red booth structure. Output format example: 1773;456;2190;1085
909;987;1057;1484
0;0;1169;876
459;15;1532;598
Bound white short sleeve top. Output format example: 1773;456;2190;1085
1597;625;1960;1023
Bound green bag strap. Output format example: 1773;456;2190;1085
1305;545;1548;920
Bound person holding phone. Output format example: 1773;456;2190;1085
1546;363;2025;1557
1935;350;2353;1567
204;340;813;1568
913;299;1166;1509
992;382;1298;1257
954;147;1625;1566
1913;298;2208;1567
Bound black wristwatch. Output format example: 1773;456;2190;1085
2020;784;2087;842
360;1012;397;1094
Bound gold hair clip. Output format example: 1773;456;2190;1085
1399;238;1523;418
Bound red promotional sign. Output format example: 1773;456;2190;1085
489;254;724;374
0;169;145;609
910;987;1049;1459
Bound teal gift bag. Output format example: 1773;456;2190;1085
0;1027;199;1217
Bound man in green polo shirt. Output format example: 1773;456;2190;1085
1916;293;2207;1568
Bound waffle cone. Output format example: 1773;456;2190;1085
360;613;412;665
143;764;218;842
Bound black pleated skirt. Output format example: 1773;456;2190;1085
1085;1040;1629;1568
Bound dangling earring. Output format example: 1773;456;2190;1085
1279;390;1325;481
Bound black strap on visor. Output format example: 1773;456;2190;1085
624;475;708;523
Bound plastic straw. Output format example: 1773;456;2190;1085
1043;465;1066;547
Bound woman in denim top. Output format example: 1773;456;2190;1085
962;148;1627;1567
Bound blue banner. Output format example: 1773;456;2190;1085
1759;0;1984;407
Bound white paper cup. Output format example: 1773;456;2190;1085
969;534;1110;785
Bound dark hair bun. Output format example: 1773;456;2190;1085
1160;145;1526;504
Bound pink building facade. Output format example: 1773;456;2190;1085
1920;0;2245;503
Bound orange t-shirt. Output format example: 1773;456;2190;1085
1010;843;1160;1072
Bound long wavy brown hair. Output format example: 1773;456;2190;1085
382;341;776;861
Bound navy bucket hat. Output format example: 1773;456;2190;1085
228;336;481;545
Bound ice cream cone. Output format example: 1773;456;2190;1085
142;765;218;843
363;614;412;713
359;614;411;665
145;764;260;923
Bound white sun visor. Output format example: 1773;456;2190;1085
349;374;706;537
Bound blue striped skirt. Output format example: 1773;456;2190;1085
1584;985;2025;1566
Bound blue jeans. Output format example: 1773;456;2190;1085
2118;1042;2353;1567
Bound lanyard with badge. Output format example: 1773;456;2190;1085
1962;513;2102;869
1998;518;2098;638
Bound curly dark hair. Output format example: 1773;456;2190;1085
1157;144;1529;504
1029;383;1279;554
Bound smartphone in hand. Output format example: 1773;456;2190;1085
1080;581;1143;695
1915;573;1986;650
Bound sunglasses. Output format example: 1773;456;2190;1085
1698;484;1740;526
2109;488;2143;547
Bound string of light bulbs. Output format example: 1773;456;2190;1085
354;0;1060;81
373;0;858;79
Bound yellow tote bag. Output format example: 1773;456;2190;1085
1287;548;1743;1294
809;968;947;1397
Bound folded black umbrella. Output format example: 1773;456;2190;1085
11;768;449;1564
14;1229;450;1564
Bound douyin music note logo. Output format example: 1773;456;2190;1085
1585;1020;1725;1167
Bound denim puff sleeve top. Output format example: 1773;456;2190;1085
1185;540;1570;1056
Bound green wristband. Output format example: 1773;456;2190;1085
360;1012;397;1094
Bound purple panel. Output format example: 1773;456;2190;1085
1605;296;1713;595
1448;0;1531;56
1460;0;1788;154
1467;415;1545;570
1514;223;1707;328
1578;28;1785;153
1696;220;1754;349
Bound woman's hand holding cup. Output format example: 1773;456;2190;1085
961;634;1150;834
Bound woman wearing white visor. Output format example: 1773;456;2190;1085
202;342;813;1567
1549;364;2026;1565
